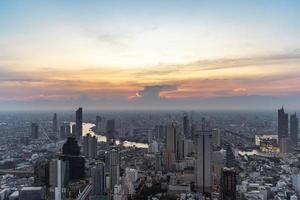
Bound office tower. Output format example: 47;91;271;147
220;167;237;200
91;162;106;197
59;137;85;180
71;124;76;135
278;106;289;153
290;113;298;146
166;122;177;154
154;125;165;140
31;123;39;139
34;161;50;187
176;132;186;160
96;116;102;133
164;122;178;170
155;153;162;171
191;123;196;140
106;119;115;138
149;140;159;153
278;106;288;138
83;134;97;159
225;144;236;168
75;107;83;140
109;146;120;192
52;113;58;138
212;128;221;150
195;118;212;194
49;159;69;200
183;114;190;138
19;187;45;200
60;124;70;140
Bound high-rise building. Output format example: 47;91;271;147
183;114;190;138
60;137;85;180
220;167;237;200
75;107;83;140
225;144;236;168
195;118;212;194
60;124;70;140
290;113;298;146
106;120;115;138
278;106;288;138
212;128;221;150
278;106;289;153
91;162;106;197
109;146;120;193
52;113;58;139
176;132;186;160
83;134;97;159
31;123;39;139
164;122;178;170
96;116;102;133
49;159;69;200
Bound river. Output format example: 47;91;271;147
79;123;149;149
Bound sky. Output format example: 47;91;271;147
0;0;300;110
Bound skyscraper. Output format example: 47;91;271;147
212;128;221;150
176;132;186;160
52;113;58;139
164;122;178;170
195;118;212;194
83;134;97;159
106;119;115;138
75;107;83;140
220;167;237;200
183;114;190;138
109;146;120;193
91;162;106;197
96;116;102;133
290;113;298;146
60;123;70;140
31;123;39;139
278;106;288;138
278;106;289;153
49;159;69;200
60;137;85;180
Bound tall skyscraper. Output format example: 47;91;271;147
109;146;120;193
195;118;212;194
164;122;178;170
31;123;39;139
176;132;186;160
212;128;221;150
106;119;115;138
96;116;102;133
183;114;190;138
49;159;69;200
278;106;288;138
91;162;106;197
52;113;58;139
75;107;83;140
278;106;289;153
220;167;237;200
60;137;85;180
60;123;70;140
290;113;298;146
83;134;97;159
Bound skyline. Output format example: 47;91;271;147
1;0;300;110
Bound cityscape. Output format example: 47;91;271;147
0;108;300;199
1;0;300;199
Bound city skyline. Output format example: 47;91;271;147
1;0;300;110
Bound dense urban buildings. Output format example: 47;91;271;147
0;107;300;200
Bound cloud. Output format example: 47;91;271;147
129;84;177;101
